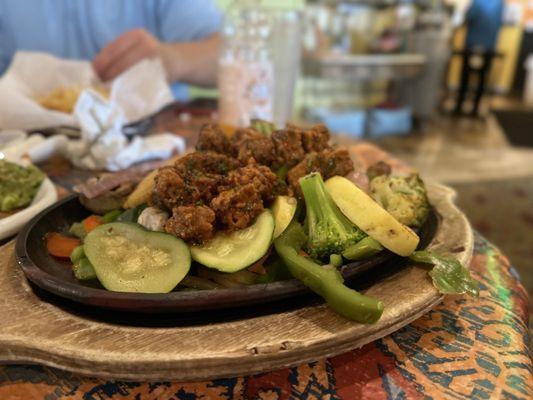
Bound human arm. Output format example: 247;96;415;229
92;29;220;86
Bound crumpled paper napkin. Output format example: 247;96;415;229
65;90;185;171
0;52;185;171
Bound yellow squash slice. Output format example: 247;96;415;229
325;176;419;256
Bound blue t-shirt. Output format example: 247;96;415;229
465;0;503;51
0;0;222;98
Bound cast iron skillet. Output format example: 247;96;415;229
15;194;436;313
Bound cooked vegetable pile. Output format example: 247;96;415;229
0;160;44;212
45;122;479;324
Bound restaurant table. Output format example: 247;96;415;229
0;123;531;399
1;232;531;399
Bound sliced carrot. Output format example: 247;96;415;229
82;215;103;233
46;233;81;259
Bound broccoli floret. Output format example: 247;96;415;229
369;173;430;228
299;172;366;260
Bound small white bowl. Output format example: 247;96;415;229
0;130;27;149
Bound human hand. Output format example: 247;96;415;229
92;29;164;82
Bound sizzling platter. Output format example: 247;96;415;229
15;122;477;324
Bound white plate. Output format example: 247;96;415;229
0;178;57;241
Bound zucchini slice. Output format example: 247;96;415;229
191;210;274;272
84;222;191;293
325;176;419;256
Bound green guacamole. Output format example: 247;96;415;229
0;160;45;212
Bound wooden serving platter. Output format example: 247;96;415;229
0;183;472;381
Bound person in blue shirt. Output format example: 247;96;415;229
454;0;504;116
0;0;222;97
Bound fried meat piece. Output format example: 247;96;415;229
152;152;238;210
366;161;392;181
231;127;263;144
221;164;286;203
271;125;305;168
165;205;216;244
287;148;354;197
210;184;264;231
151;166;202;210
301;124;331;153
230;128;276;166
196;124;234;155
235;134;276;166
174;151;240;176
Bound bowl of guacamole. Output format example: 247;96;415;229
0;160;45;213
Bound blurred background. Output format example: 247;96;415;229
212;0;533;308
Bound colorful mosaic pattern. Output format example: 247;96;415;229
0;234;531;400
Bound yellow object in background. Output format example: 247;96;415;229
447;25;524;94
37;85;109;114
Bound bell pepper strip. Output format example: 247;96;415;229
274;222;384;324
342;237;384;261
82;215;103;233
45;233;81;259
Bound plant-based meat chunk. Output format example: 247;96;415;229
195;124;234;155
220;164;286;203
301;124;331;153
174;151;240;176
211;184;264;231
271;125;306;168
287;148;354;197
152;124;356;243
235;133;276;166
152;151;286;242
165;205;216;244
151;166;202;210
366;161;392;181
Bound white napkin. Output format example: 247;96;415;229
0;52;183;171
1;90;185;170
65;90;185;171
0;51;173;130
